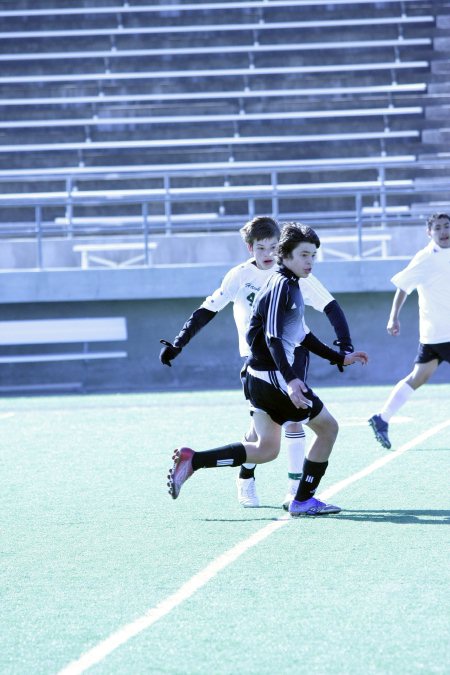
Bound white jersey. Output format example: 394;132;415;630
201;258;334;356
391;241;450;344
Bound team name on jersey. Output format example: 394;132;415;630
244;282;261;292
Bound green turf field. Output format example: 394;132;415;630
1;384;449;674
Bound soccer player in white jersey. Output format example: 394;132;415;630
160;216;354;508
369;212;450;449
166;222;368;516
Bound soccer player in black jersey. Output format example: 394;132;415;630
167;222;368;516
160;216;354;509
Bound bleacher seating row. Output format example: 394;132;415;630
0;60;431;86
0;0;435;12
1;82;428;109
0;15;434;46
0;0;437;21
0;106;424;131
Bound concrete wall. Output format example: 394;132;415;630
0;226;431;270
0;257;425;303
0;260;448;394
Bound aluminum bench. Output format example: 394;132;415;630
0;317;128;364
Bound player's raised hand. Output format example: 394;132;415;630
343;351;368;366
287;378;311;409
159;339;181;367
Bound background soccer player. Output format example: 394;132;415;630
167;222;368;517
160;216;353;509
369;212;450;449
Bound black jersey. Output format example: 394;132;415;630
246;266;306;384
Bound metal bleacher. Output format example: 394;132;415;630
0;0;449;265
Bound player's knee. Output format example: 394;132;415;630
256;440;280;463
307;408;338;442
407;360;438;389
244;426;258;443
407;372;429;389
411;377;426;390
318;413;339;443
326;416;339;442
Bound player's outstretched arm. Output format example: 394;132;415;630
159;267;239;367
301;331;346;368
302;332;368;369
159;307;217;367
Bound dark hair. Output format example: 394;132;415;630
240;216;280;246
276;222;320;263
427;212;450;229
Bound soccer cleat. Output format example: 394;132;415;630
289;497;341;517
368;414;392;450
167;447;194;499
236;476;260;507
282;479;300;511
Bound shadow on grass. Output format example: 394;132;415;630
201;504;285;522
332;509;450;524
201;509;450;524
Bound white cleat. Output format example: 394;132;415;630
236;476;260;507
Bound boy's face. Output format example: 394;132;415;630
428;216;450;248
282;242;317;278
248;236;278;270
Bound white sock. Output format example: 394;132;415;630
380;379;414;422
242;462;256;470
284;427;306;479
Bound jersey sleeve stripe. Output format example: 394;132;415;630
267;276;284;339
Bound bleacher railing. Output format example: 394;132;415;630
0;156;449;269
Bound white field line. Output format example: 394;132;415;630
319;419;450;501
58;419;450;675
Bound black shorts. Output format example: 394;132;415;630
415;341;450;365
244;370;323;426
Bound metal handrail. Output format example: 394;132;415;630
1;181;448;269
1;156;449;268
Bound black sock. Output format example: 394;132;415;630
239;465;255;479
192;442;247;470
295;459;329;502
